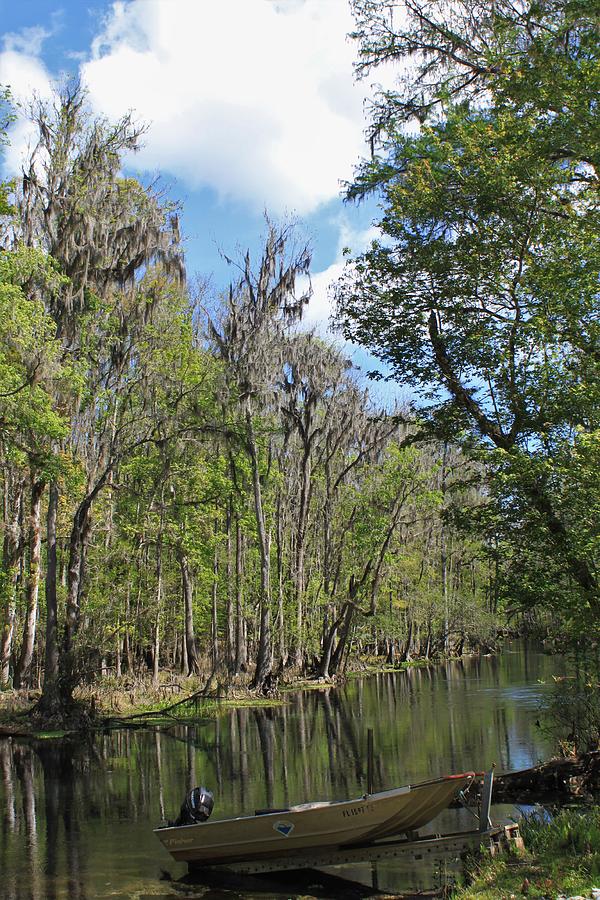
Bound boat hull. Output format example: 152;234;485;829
155;773;474;866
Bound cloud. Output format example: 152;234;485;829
80;0;370;214
1;1;383;213
0;36;54;175
297;216;403;408
3;26;53;57
302;217;378;334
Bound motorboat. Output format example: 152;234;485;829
155;771;476;867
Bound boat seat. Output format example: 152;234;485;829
254;807;290;816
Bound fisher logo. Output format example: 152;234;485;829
274;821;294;837
166;836;194;846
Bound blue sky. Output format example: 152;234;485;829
0;0;404;403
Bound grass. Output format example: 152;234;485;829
117;691;284;722
456;807;600;898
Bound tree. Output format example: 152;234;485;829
209;222;312;691
336;0;599;628
0;246;68;687
350;0;599;161
9;84;185;716
0;79;509;707
278;334;354;668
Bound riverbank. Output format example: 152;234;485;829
0;650;492;738
0;673;281;737
456;807;600;899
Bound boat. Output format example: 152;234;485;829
155;771;476;867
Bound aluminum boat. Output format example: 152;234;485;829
155;772;475;867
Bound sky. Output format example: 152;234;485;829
0;0;404;403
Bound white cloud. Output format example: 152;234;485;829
0;41;54;175
3;26;52;57
298;217;403;408
1;1;387;212
302;217;378;333
79;0;370;214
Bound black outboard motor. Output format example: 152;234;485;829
174;786;214;826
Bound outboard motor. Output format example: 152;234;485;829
174;786;214;826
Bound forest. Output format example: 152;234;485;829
0;0;598;736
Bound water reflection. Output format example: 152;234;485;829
0;643;562;898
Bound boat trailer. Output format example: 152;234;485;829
190;770;524;877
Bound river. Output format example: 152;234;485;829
0;642;563;899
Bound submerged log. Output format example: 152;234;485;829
492;751;600;803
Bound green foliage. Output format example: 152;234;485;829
0;83;506;698
0;246;70;470
338;0;600;632
521;807;600;859
543;639;600;753
458;807;600;898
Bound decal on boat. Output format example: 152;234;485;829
342;803;374;818
165;836;194;847
274;821;294;836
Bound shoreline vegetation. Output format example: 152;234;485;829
0;641;507;738
2;637;599;812
457;807;600;899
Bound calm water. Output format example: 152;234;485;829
0;643;563;899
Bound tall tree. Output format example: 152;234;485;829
13;84;185;715
210;222;311;691
278;335;350;668
337;0;599;627
0;243;68;688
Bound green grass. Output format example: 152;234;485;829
456;807;600;898
33;729;71;739
114;691;285;724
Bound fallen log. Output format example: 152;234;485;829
491;751;600;804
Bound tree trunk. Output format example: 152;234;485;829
292;448;312;669
64;469;110;658
124;581;133;673
405;614;414;661
39;482;60;714
225;500;234;672
234;516;247;675
180;553;200;675
0;474;24;686
211;518;219;670
245;407;272;691
329;603;354;675
115;623;121;677
14;479;45;688
64;504;91;654
275;493;286;667
440;442;450;655
318;602;339;678
181;631;188;675
153;543;162;689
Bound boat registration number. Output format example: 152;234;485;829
342;803;375;818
